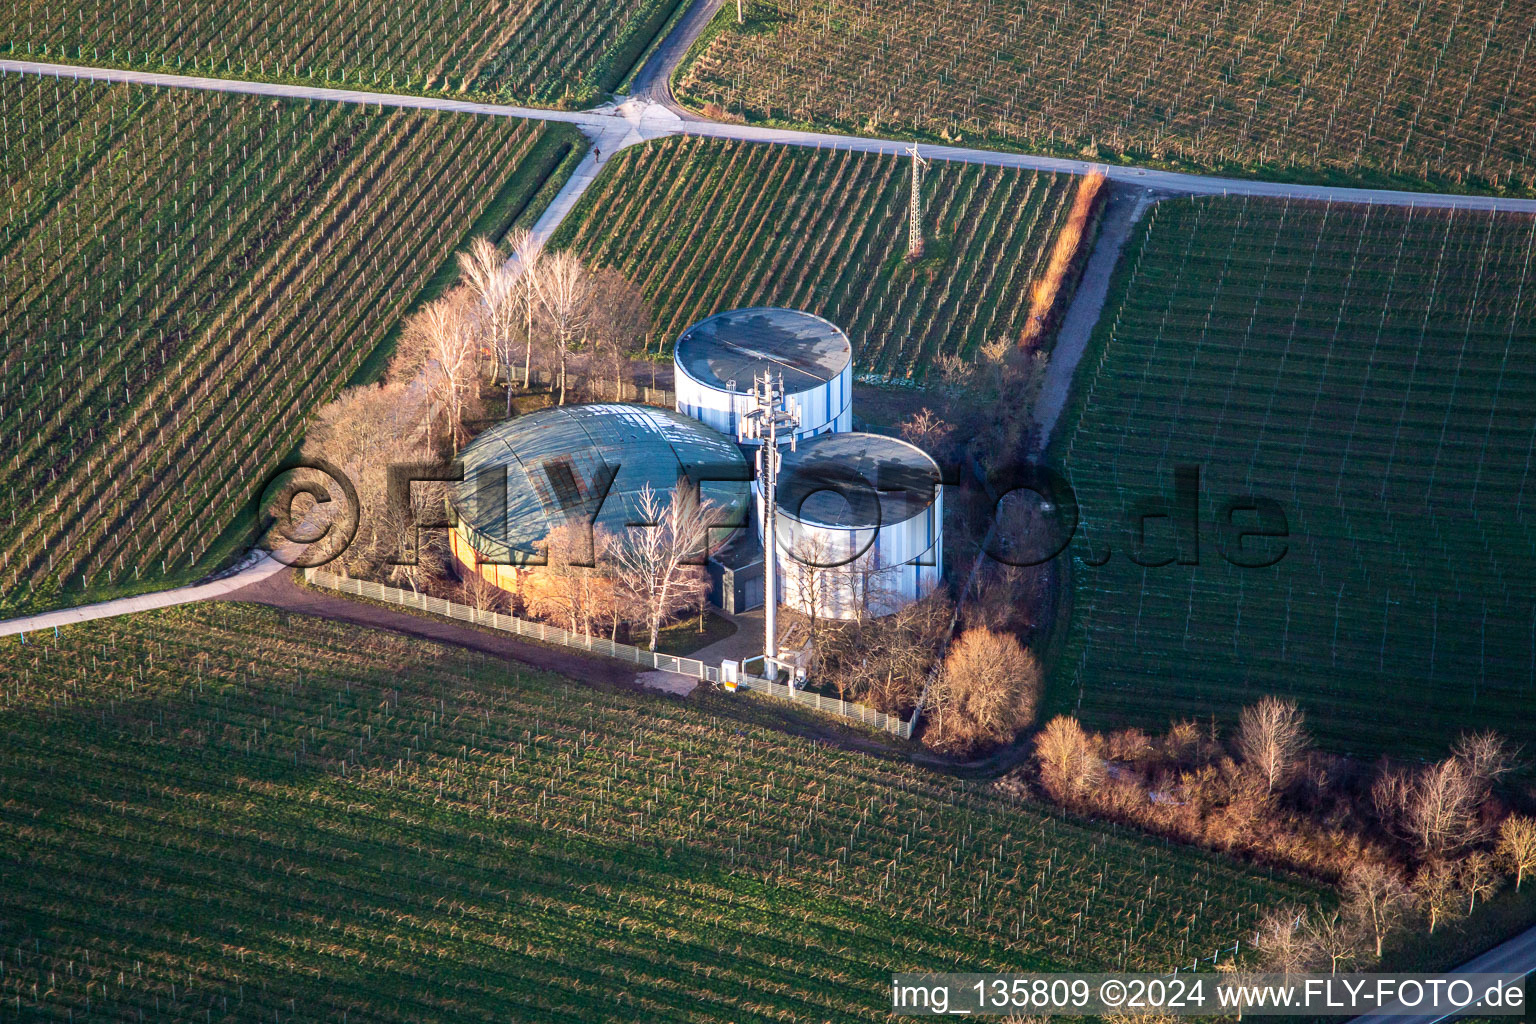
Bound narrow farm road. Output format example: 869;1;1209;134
7;58;1536;212
627;0;727;114
527;139;614;244
0;551;287;639
1032;185;1162;449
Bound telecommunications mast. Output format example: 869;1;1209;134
907;145;928;258
737;371;801;676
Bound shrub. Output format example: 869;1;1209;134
924;627;1040;755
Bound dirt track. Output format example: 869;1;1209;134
229;570;641;689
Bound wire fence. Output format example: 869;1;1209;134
304;568;915;738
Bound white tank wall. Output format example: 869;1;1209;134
766;488;943;620
675;360;852;440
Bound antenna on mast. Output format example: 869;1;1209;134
907;145;929;258
737;370;800;680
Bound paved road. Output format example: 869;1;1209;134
8;58;1536;212
1353;924;1536;1024
0;551;287;639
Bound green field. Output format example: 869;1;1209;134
678;0;1536;194
553;136;1084;378
1053;196;1536;756
0;71;582;615
0;604;1310;1021
1;0;683;107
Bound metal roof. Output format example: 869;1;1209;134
777;432;940;529
675;308;852;394
452;404;751;564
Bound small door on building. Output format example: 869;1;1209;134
741;574;765;613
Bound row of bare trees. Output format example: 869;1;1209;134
782;586;1043;757
785;590;953;715
299;381;444;592
1022;700;1533;964
394;231;652;449
1258;814;1536;969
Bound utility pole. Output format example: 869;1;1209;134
737;0;744;23
738;371;800;676
907;145;928;258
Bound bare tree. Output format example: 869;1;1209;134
782;531;837;635
1392;757;1486;856
1413;860;1466;934
1212;961;1263;1021
1343;862;1412;958
1453;730;1519;794
868;591;951;711
899;407;954;454
1236;697;1308;792
1252;906;1309;974
1303;910;1361;974
524;522;618;638
1460;850;1501;912
377;477;450;594
1497;815;1536;890
611;482;715;651
460;565;508;613
457;235;521;414
1102;1013;1179;1024
801;589;951;712
302;381;427;573
393;287;483;450
925;627;1041;754
1034;716;1103;802
507;227;545;389
532;250;589;406
584;267;652;401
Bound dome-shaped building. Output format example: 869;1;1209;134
674;307;853;441
449;404;750;590
766;432;943;620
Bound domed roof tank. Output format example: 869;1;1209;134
450;403;751;569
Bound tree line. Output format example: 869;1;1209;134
1018;699;1535;968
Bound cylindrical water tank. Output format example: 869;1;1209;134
764;432;943;620
674;307;853;440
